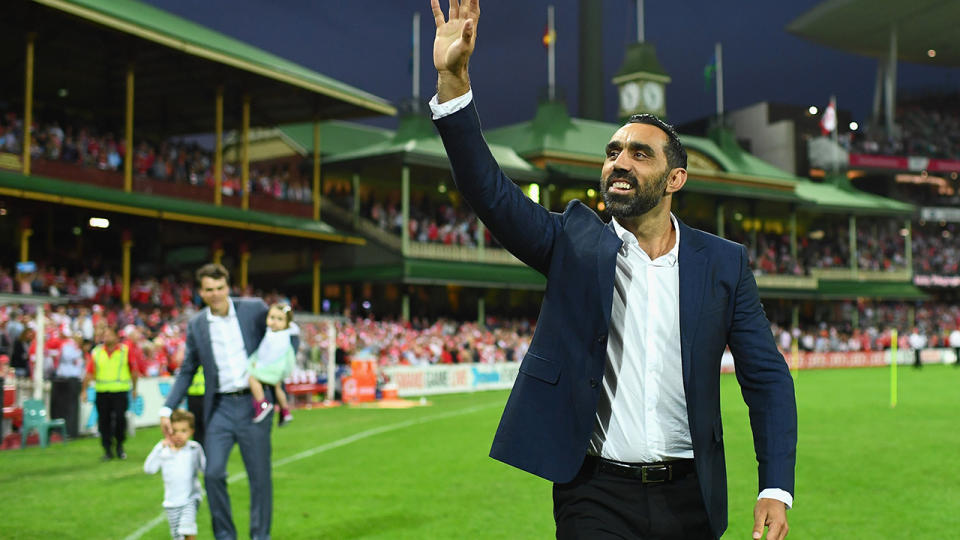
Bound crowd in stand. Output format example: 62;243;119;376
348;191;502;248
0;110;312;204
851;101;960;160
913;223;959;276
3;281;959;385
770;301;960;354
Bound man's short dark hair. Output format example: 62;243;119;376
627;113;688;171
196;262;230;285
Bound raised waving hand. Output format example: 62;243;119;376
430;0;479;102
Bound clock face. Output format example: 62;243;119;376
642;82;664;111
619;82;641;112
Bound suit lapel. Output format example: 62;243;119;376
597;220;623;327
196;315;216;381
678;220;708;390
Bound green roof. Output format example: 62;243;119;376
796;175;916;216
41;0;394;114
685;126;804;183
290;259;546;290
487;102;805;182
485;100;613;162
613;42;671;81
0;168;364;244
324;114;545;182
28;0;394;129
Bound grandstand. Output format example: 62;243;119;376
2;1;960;537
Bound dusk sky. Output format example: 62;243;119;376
144;0;959;131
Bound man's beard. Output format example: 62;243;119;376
601;167;670;219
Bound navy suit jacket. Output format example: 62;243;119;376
164;298;297;429
435;101;797;537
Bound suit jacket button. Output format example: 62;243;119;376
590;378;599;388
596;334;606;343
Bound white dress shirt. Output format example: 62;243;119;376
143;440;206;508
207;300;250;393
429;90;792;508
589;214;691;462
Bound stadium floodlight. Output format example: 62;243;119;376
927;49;936;58
89;217;110;228
808;106;818;115
849;121;859;131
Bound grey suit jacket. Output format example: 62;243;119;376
164;298;270;428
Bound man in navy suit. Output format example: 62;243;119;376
160;263;293;540
428;2;796;539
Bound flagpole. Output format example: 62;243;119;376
548;5;556;101
636;0;644;42
413;12;421;101
715;42;724;123
831;95;839;173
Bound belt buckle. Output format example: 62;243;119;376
641;464;670;483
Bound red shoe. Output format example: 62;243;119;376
252;399;272;423
278;408;294;427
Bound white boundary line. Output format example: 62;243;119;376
123;402;498;540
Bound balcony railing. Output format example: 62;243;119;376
753;274;818;290
809;268;912;282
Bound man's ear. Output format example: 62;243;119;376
666;168;687;194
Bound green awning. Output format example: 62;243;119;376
8;0;394;135
39;0;395;116
796;180;916;216
0;168;364;244
325;115;545;183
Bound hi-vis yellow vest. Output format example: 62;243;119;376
188;366;205;396
93;344;132;392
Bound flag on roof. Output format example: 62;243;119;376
542;26;556;47
820;97;837;135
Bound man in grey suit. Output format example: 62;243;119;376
160;263;292;540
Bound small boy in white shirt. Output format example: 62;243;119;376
144;409;206;540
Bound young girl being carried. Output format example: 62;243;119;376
249;303;298;425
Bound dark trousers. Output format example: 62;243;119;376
50;377;82;438
553;458;715;540
205;390;273;540
187;394;206;448
95;391;128;454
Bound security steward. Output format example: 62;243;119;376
82;325;138;461
187;366;206;447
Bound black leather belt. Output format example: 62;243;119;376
584;455;695;483
217;388;251;396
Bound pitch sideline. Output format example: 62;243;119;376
123;401;500;539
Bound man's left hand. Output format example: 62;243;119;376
753;498;789;540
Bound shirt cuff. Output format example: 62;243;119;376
758;488;793;509
429;90;474;120
158;406;173;418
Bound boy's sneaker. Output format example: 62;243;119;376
278;408;294;427
252;399;272;423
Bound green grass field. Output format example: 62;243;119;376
5;365;960;539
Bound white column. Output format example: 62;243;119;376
33;304;45;400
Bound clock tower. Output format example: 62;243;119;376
613;41;670;121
